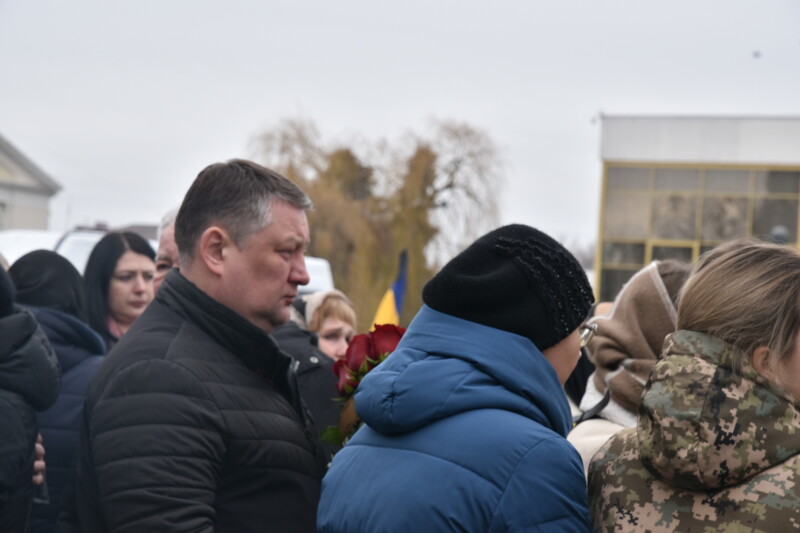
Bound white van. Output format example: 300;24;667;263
0;229;63;266
302;256;335;295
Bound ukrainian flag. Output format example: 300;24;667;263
371;250;408;329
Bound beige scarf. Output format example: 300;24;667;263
587;262;678;414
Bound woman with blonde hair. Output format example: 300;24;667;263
589;239;800;531
296;290;356;361
275;289;357;459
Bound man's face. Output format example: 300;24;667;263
219;200;310;332
154;222;178;293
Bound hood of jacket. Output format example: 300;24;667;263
639;329;800;491
27;305;106;373
588;261;678;414
0;305;61;410
355;305;572;438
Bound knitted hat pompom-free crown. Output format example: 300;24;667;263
422;224;594;350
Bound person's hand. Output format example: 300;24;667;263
33;433;45;485
0;268;14;318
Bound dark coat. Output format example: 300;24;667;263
59;270;326;533
26;306;105;533
272;321;342;462
0;307;60;533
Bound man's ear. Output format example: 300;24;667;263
751;346;774;380
197;226;231;276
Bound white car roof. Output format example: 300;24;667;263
0;229;63;266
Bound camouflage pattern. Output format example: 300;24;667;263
588;330;800;532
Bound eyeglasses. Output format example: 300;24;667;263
580;323;598;348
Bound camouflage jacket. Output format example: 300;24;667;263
588;330;800;532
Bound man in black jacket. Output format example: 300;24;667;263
60;160;326;532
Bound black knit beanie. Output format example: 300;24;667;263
422;224;594;350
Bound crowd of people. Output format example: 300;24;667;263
2;158;799;532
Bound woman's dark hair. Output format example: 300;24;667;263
9;250;86;320
84;232;155;345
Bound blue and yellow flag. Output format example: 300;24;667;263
371;250;408;329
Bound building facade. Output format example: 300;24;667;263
596;116;800;301
0;133;61;230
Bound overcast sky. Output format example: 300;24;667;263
1;1;799;247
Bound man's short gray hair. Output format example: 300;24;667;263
175;159;312;266
157;207;179;241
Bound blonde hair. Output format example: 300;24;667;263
678;241;800;372
308;292;356;332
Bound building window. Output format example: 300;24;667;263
603;192;649;239
597;164;800;300
701;197;748;241
753;198;797;242
705;169;749;192
651;194;697;239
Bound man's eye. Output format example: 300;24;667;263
143;272;155;281
156;262;172;272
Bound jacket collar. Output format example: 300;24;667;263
27;306;106;372
157;270;291;383
639;330;800;490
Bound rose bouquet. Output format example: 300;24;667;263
322;324;406;446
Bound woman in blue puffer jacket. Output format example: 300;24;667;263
318;224;595;533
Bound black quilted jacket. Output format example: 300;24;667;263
59;271;326;533
0;307;60;533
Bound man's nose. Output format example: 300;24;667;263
291;256;310;286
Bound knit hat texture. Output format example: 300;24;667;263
422;224;594;350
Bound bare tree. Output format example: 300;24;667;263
419;119;503;268
249;118;327;184
249;117;504;329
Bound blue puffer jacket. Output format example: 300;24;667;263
317;306;591;533
28;307;106;533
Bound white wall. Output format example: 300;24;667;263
601;116;800;166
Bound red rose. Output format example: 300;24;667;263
371;324;406;358
325;324;408;446
345;333;374;372
333;358;357;396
